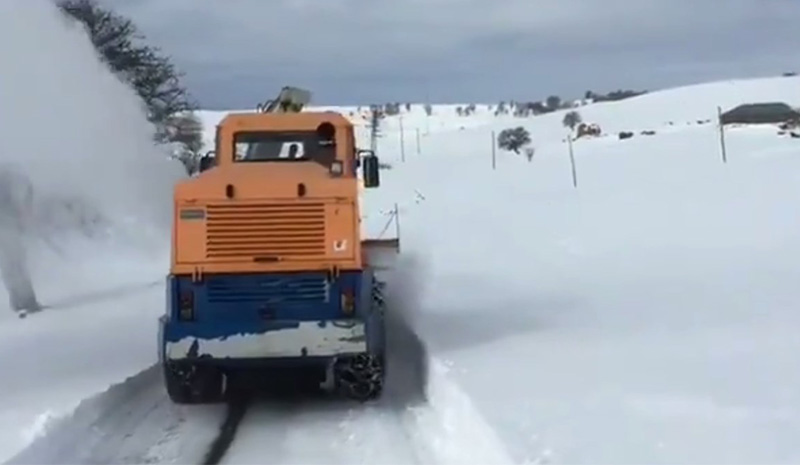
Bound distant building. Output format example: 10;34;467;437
720;102;800;125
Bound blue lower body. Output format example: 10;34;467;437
158;269;385;370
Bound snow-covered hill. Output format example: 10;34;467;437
197;75;800;146
2;3;799;460
356;75;800;464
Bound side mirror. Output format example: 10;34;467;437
359;150;380;188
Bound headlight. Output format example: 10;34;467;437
330;161;343;176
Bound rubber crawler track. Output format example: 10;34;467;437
201;395;251;465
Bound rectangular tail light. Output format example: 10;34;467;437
178;290;194;321
341;289;355;315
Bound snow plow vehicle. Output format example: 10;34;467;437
158;87;399;404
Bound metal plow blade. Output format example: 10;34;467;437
363;238;400;274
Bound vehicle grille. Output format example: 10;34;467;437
205;202;326;260
205;274;329;305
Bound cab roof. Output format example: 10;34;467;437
219;111;352;132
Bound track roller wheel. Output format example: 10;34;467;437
334;353;385;402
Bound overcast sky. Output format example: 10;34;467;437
100;0;800;109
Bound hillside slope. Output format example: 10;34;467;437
376;77;800;463
197;75;800;144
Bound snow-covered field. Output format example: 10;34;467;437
358;77;800;464
3;3;800;463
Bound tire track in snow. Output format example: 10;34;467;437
216;300;431;465
220;390;424;465
202;395;250;465
5;355;514;465
217;358;515;465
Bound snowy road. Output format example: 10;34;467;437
5;262;512;465
221;395;421;465
7;363;426;465
7;334;510;465
219;309;431;465
6;365;226;464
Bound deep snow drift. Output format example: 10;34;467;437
0;0;183;460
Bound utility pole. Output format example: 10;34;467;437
717;106;727;163
369;106;380;152
399;116;406;162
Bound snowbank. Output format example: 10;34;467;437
0;0;182;459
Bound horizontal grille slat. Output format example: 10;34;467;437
207;238;324;245
205;250;321;258
207;215;324;220
206;276;329;304
207;221;324;227
207;231;324;239
205;202;326;260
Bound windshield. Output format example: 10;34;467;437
233;131;336;168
